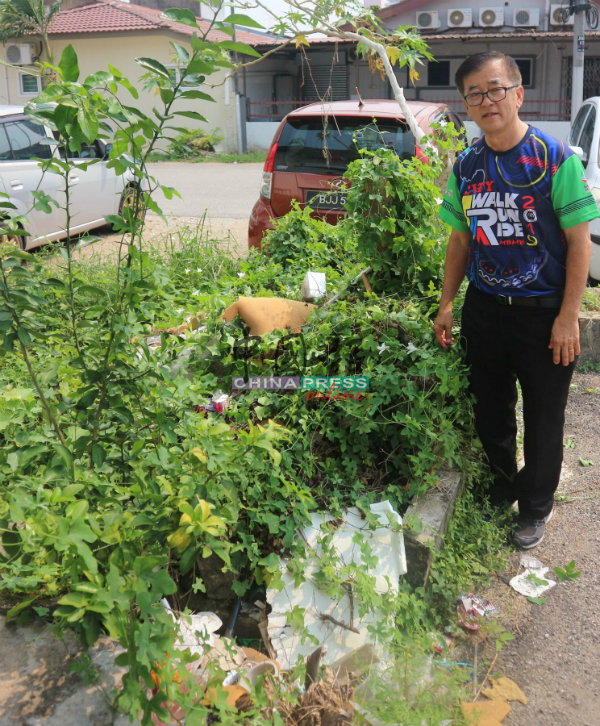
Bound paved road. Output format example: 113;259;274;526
147;161;263;219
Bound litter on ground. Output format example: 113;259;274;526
456;594;497;631
266;500;406;670
482;676;528;705
509;567;556;598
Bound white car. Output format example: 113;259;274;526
568;99;600;283
0;105;139;250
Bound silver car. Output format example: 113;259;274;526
0;105;138;250
569;100;600;284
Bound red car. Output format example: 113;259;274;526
248;99;464;249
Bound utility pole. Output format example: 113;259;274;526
570;0;591;123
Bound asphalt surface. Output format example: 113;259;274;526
146;161;263;219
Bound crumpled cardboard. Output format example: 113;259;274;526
222;296;315;335
462;700;511;725
483;676;528;704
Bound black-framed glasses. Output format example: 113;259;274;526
463;84;519;107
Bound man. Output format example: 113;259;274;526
435;51;598;549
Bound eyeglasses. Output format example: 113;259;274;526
463;84;519;107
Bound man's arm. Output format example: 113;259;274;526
550;221;592;366
434;228;471;349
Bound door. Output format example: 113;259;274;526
61;140;122;231
569;103;591;147
0;115;63;246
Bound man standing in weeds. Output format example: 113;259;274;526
434;51;598;549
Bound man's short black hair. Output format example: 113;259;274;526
455;51;522;95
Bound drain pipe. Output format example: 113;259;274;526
541;0;550;117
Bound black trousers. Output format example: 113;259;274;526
461;285;575;520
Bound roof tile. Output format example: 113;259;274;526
48;0;275;44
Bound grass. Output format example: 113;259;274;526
582;284;600;312
147;150;267;164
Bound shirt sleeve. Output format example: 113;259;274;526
551;153;600;229
438;169;470;233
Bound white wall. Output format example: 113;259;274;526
247;121;280;150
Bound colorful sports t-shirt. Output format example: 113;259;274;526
439;126;599;296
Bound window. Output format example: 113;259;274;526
515;58;533;87
579;105;596;169
19;72;41;96
274;116;415;173
570;104;591;145
428;60;451;87
0;126;12;161
2;119;52;160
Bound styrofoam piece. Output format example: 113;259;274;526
266;500;406;670
509;567;556;598
301;271;327;302
161;600;223;660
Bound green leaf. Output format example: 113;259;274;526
231;579;250;597
172;43;190;63
159;87;174;105
160;8;198;27
178;90;216;103
579;457;594;467
1;248;32;261
58;44;80;83
6;596;38;622
184;59;214;76
135;57;171;79
71;236;101;252
526;596;546;606
54;444;73;470
16;327;32;346
77;106;99;144
218;40;261;58
57;591;90;608
92;443;106;468
224;13;264;29
173;110;208;123
208;423;230;436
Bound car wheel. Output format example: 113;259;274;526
0;230;25;250
119;186;146;222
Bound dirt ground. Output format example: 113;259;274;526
478;370;600;726
64;213;250;265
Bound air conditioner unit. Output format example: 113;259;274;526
513;8;540;27
448;8;473;27
479;7;504;26
416;10;441;29
5;43;33;66
550;3;573;25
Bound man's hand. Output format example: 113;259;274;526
434;309;455;350
549;314;580;365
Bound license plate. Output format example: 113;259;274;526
306;190;348;210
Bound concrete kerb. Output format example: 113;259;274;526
403;469;463;588
578;312;600;366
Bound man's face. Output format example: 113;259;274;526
461;58;524;133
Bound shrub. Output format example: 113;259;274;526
167;127;224;159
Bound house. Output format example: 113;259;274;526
0;0;276;152
243;0;600;148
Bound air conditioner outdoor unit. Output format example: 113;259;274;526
448;8;473;27
479;7;504;26
513;8;540;27
5;43;33;66
416;10;441;29
550;3;573;25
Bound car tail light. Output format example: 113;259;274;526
260;142;278;200
415;146;429;164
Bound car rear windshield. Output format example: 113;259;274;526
274;115;416;174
